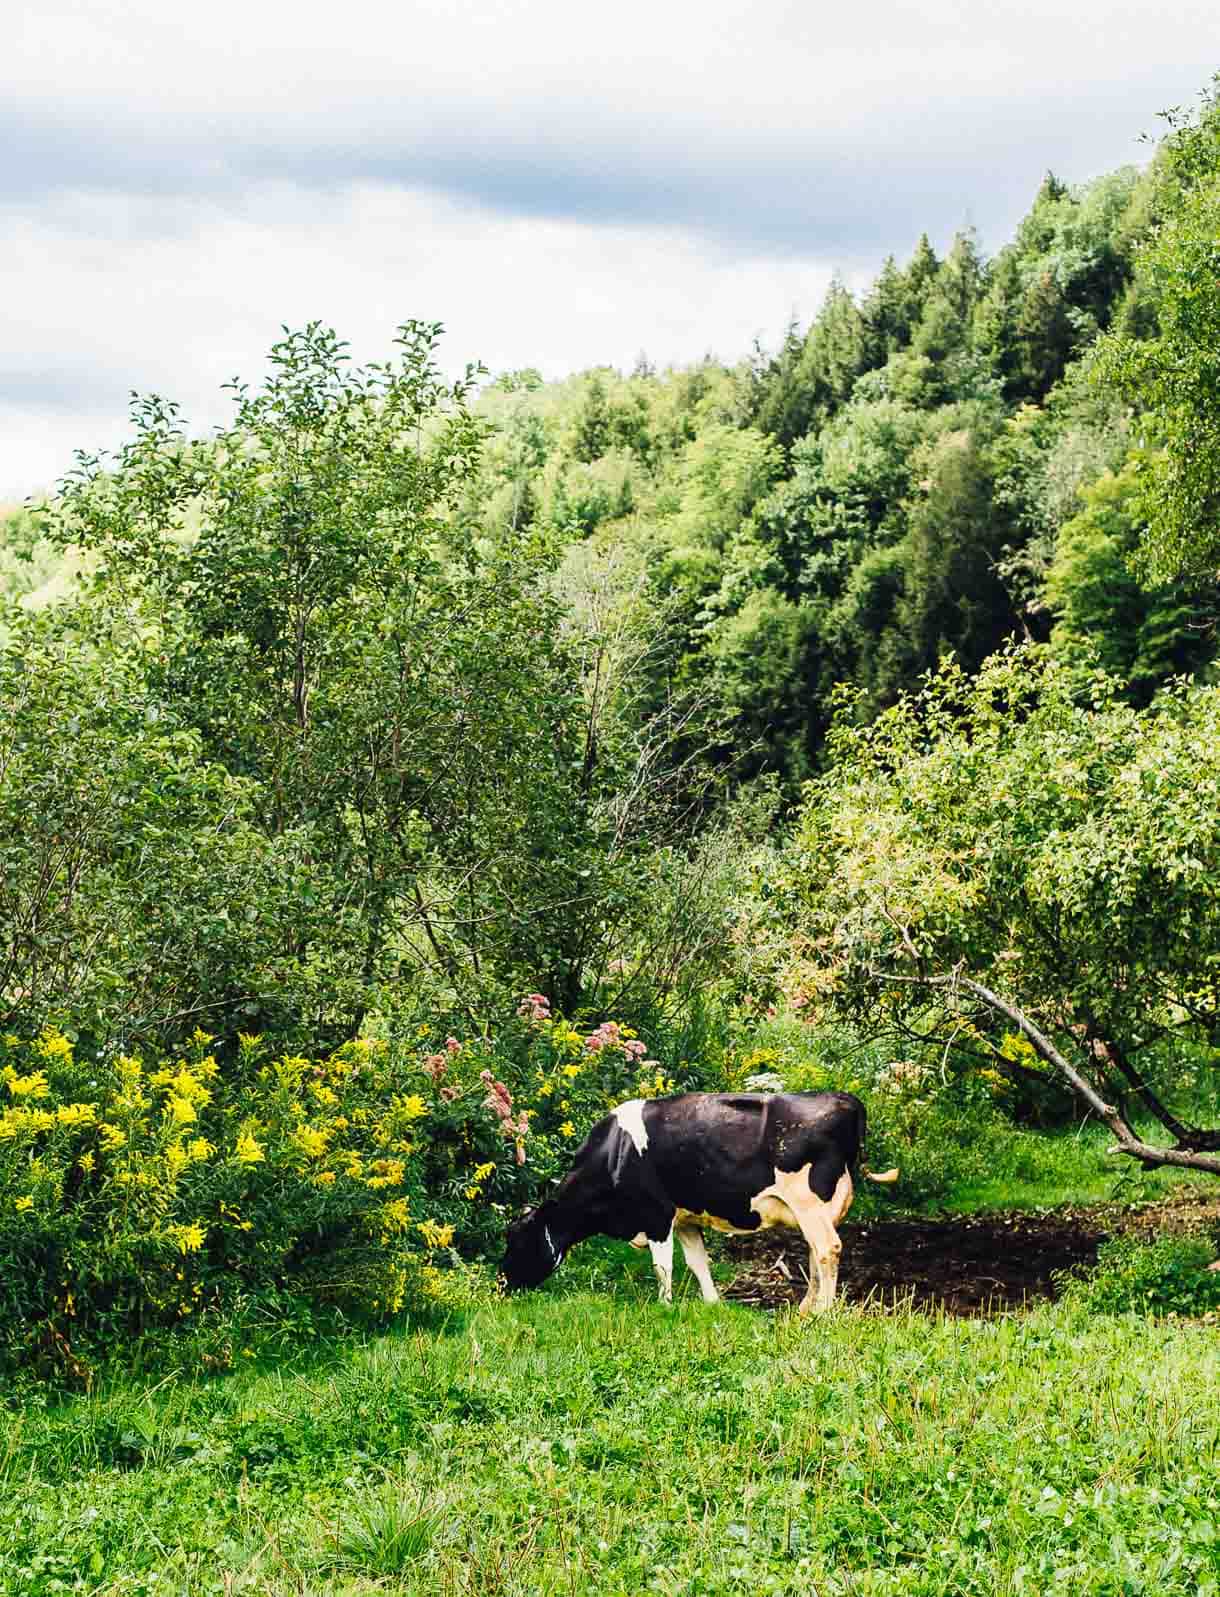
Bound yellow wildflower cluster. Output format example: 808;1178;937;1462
417;1219;454;1248
637;1069;674;1100
0;1025;467;1331
35;1027;74;1064
235;1130;265;1165
365;1157;405;1189
2;1066;50;1100
293;1124;331;1159
378;1197;411;1236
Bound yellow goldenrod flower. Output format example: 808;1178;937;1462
293;1125;330;1159
170;1068;211;1106
417;1219;454;1248
98;1122;125;1151
562;1063;581;1078
315;1170;336;1186
235;1131;265;1165
6;1070;49;1100
14;1195;33;1213
36;1027;73;1063
367;1157;405;1187
78;1151;95;1174
472;1160;495;1182
379;1197;411;1235
190;1027;216;1047
166;1096;197;1126
166;1143;189;1180
168;1222;206;1254
560;1121;575;1137
394;1094;428;1122
464;1185;481;1200
55;1103;96;1128
187;1137;215;1162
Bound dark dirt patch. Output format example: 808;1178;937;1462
722;1191;1220;1317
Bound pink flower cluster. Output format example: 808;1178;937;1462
518;993;552;1023
423;1036;463;1081
584;1020;647;1060
481;1068;530;1164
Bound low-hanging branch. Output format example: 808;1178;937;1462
867;963;1220;1177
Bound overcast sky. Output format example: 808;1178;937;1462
4;1;1218;499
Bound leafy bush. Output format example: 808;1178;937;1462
1060;1235;1220;1318
0;1001;695;1372
0;1026;471;1373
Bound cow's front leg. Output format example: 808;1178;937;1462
675;1223;719;1303
648;1228;674;1303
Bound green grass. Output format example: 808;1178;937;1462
933;1118;1219;1216
2;1285;1218;1595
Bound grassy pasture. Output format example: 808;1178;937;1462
3;1250;1218;1597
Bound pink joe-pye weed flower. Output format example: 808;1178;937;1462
517;993;552;1022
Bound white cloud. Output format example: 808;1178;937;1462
0;183;837;497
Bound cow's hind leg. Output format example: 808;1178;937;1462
675;1223;719;1303
649;1228;674;1303
752;1165;847;1315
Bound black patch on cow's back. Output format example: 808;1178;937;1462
639;1091;866;1223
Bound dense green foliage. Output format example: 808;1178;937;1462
783;646;1220;1173
1060;1233;1220;1318
1095;77;1220;580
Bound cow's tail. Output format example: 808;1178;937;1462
855;1098;899;1185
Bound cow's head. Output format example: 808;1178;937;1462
500;1203;566;1291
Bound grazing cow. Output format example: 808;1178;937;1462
500;1091;898;1313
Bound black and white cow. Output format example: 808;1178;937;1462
501;1091;897;1313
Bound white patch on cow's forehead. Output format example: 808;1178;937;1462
612;1098;649;1154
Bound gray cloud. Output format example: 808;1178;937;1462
0;73;1181;261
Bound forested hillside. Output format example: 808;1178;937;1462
2;79;1219;1375
454;151;1214;789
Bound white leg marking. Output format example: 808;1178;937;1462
828;1170;854;1227
613;1099;649;1155
628;1231;649;1249
649;1228;674;1303
751;1164;844;1315
675;1224;719;1303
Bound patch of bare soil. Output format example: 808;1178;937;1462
722;1191;1220;1317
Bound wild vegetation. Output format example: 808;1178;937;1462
2;72;1220;1595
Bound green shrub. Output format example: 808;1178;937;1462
0;999;701;1373
1060;1234;1220;1317
0;1026;472;1374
